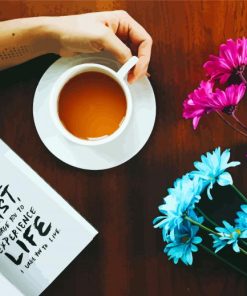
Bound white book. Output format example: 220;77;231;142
0;140;97;295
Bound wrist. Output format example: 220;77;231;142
30;16;60;55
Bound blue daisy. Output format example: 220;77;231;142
235;205;247;229
190;148;240;199
153;175;203;240
164;221;202;265
210;220;247;253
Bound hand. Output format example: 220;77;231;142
47;11;153;83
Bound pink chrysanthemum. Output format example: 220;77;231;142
203;38;247;84
183;82;246;129
213;83;246;115
183;81;214;129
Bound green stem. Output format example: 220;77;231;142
195;207;247;248
186;215;247;255
184;215;218;235
231;184;247;203
241;240;247;247
195;207;219;227
240;247;247;255
200;244;247;277
230;185;247;247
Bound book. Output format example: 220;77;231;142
0;139;97;295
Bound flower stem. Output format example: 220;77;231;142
184;215;218;235
195;207;219;227
238;71;247;84
200;243;247;277
230;184;247;203
240;247;247;255
216;110;247;137
186;215;247;255
232;112;247;130
241;240;247;247
195;207;247;248
229;186;247;248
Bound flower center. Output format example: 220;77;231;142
181;236;190;243
235;229;241;235
229;229;242;238
222;105;236;115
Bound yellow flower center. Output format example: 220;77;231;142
235;229;241;235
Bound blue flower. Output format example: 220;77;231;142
164;221;202;265
210;221;247;253
153;175;203;240
190;148;240;199
235;205;247;229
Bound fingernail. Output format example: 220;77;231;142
127;73;135;84
128;77;135;84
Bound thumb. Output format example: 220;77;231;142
101;29;132;64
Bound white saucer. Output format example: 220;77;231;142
33;52;156;170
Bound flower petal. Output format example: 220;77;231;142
193;236;202;244
217;172;233;186
194;161;209;172
206;182;214;200
219;149;230;170
215;244;226;253
191;245;198;252
184;251;193;265
153;216;166;228
232;241;240;253
193;116;201;129
225;161;241;169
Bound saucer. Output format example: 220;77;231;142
33;52;156;170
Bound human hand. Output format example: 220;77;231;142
46;11;152;83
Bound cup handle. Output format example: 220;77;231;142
117;56;139;79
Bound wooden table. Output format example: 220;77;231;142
0;1;247;295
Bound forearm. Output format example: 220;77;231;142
0;17;57;70
0;11;152;80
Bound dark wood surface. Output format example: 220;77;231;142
0;1;247;295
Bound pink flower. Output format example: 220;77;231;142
183;82;246;129
213;83;246;115
183;81;214;129
203;38;247;84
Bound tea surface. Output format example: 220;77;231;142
58;71;127;139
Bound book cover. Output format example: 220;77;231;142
0;140;97;295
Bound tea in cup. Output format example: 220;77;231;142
50;56;138;146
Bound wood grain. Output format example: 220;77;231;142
0;1;247;295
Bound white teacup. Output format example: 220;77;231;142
50;56;138;146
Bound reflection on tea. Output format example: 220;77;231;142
58;72;127;140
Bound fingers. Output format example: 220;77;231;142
58;11;152;84
130;36;152;83
101;29;132;64
115;11;153;83
127;37;152;83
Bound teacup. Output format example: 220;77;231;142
50;56;138;146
